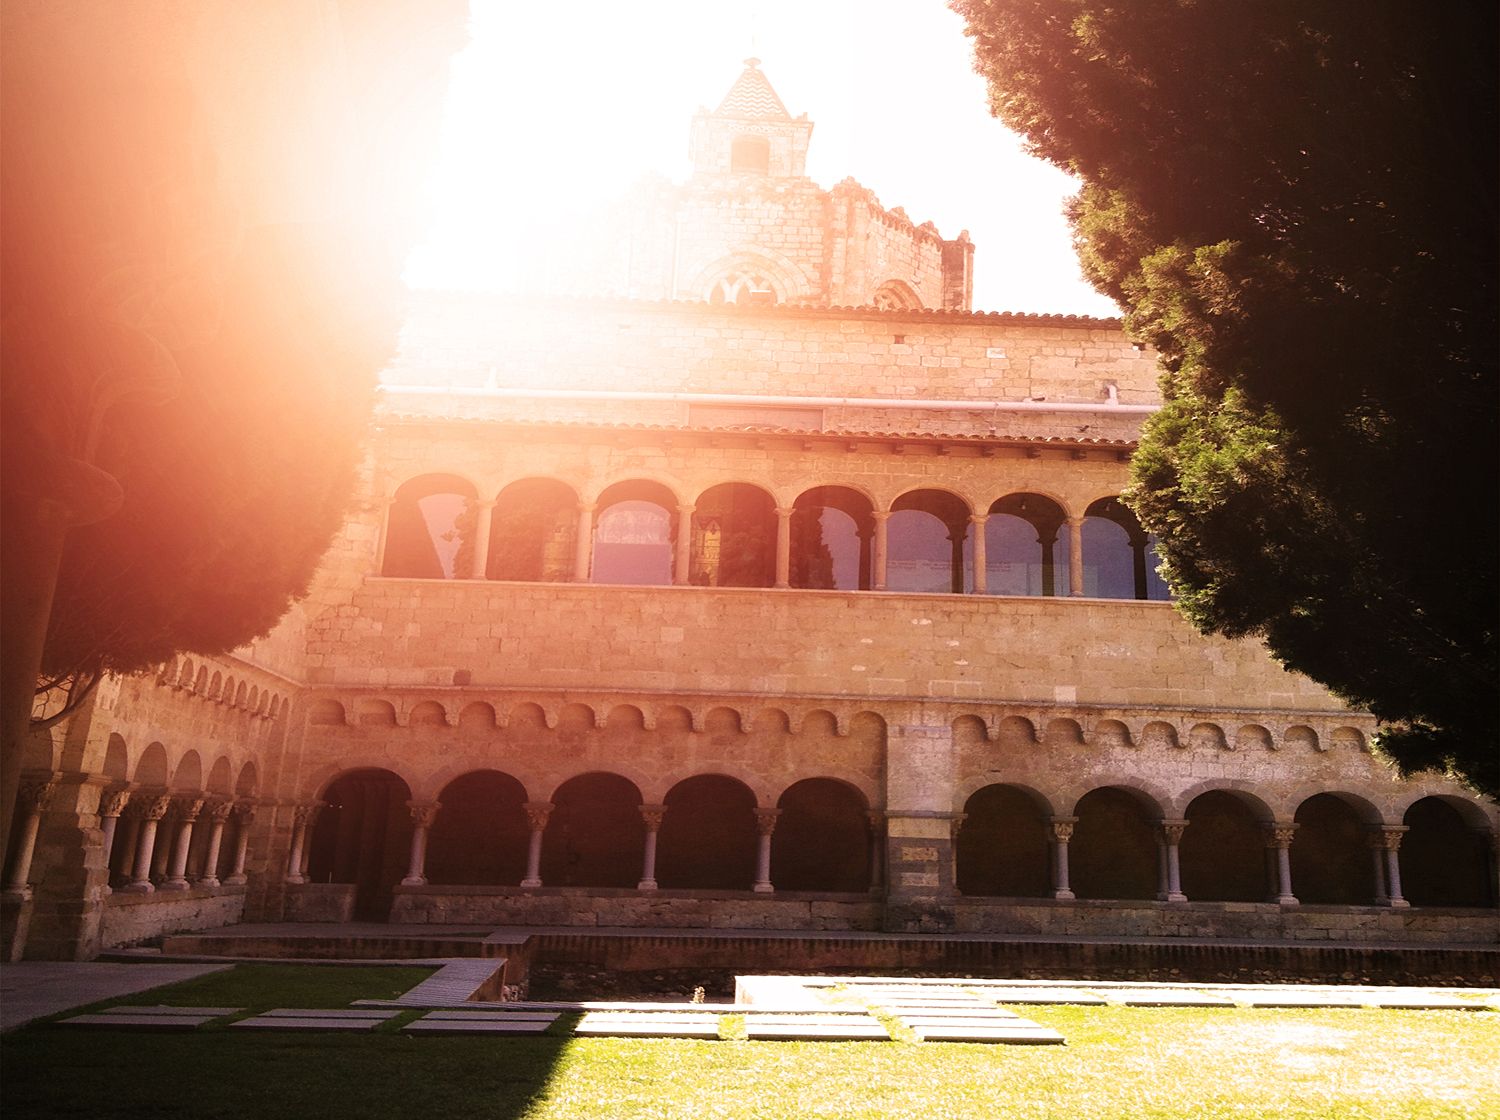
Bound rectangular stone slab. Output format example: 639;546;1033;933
897;1015;1029;1027
423;1010;560;1022
912;1024;1065;1044
232;1016;388;1031
1357;993;1485;1010
574;1015;721;1039
62;1013;220;1029
986;989;1108;1005
1106;990;1236;1007
257;1008;399;1019
744;1018;891;1041
1234;993;1361;1008
96;1005;243;1017
405;1018;555;1034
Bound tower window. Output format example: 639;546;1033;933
730;136;770;174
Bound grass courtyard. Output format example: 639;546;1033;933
2;965;1495;1119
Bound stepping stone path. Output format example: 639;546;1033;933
1104;990;1237;1007
848;984;1065;1045
743;1014;892;1041
983;988;1108;1006
405;1010;559;1035
61;1005;242;1030
575;1012;722;1039
231;1008;400;1031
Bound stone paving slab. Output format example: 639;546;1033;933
574;1013;722;1039
423;1010;560;1022
1105;990;1237;1007
60;1012;223;1030
1358;993;1487;1010
1233;992;1362;1008
910;1023;1065;1044
984;988;1108;1005
896;1014;1026;1026
744;1016;892;1041
391;959;508;1006
405;1018;555;1035
96;1005;243;1017
0;962;232;1032
231;1016;389;1032
257;1008;399;1019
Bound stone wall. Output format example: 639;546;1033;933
100;886;246;949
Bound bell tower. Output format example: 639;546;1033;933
689;58;813;179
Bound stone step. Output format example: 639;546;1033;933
61;1013;223;1030
405;1018;555;1035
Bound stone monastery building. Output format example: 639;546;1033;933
4;61;1495;962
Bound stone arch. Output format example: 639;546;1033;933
1069;785;1166;901
1043;718;1084;747
308;768;415;919
604;704;647;732
871;279;923;310
207;671;222;701
983;493;1070;597
689;247;810;306
1399;796;1494;907
956;783;1052;899
591;478;682;586
355;699;397;727
221;675;236;705
888;488;973;594
1181;789;1272;902
542;772;646;889
193;665;209;695
996;715;1038;748
1282;724;1321;752
653;704;694;734
1140;721;1180;750
1187;722;1228;751
556;703;597;733
487;477;580;582
426;770;530;887
307;699;347;726
1081;496;1169;600
507;701;553;730
457;702;497;731
799;709;840;738
656;774;759;890
247;686;260;714
134;743;169;788
234;761;259;798
233;681;248;709
691;481;777;588
1330;726;1367;751
102;733;130;782
175;658;195;689
1235;724;1273;752
1091;719;1133;749
408;700;448;727
205;756;233;796
704;706;744;736
382;473;480;580
171;750;203;792
848;710;885;739
1291;792;1381;904
772;777;871;892
749;707;792;734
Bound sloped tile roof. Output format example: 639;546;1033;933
715;58;791;119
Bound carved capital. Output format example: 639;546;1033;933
138;794;173;822
753;807;781;837
98;786;132;819
232;801;258;826
639;804;667;831
1371;824;1407;852
18;779;57;814
1049;815;1077;843
1159;819;1189;845
205;799;234;823
171;796;204;823
521;801;553;831
407;801;441;830
293;801;325;829
1265;822;1299;848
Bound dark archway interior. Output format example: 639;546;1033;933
383;474;477;579
692;483;775;588
426;770;529;886
657;774;756;890
1291;793;1375;904
542;772;645;888
1400;798;1492;907
1180;791;1267;902
1071;787;1158;900
488;478;578;582
307;769;413;920
956;784;1051;898
791;486;872;590
772;778;869;892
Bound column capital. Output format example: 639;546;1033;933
1370;823;1408;851
171;796;205;822
968;512;989;526
98;786;132;819
775;506;795;519
1048;815;1078;842
639;804;667;831
138;793;173;822
1159;818;1189;844
753;807;781;836
871;509;892;522
676;503;696;516
293;801;326;828
522;801;554;831
18;778;58;813
407;800;441;829
232;800;258;825
204;799;235;823
1264;821;1299;848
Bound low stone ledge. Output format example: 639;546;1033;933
101;887;247;949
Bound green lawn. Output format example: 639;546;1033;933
3;966;1496;1120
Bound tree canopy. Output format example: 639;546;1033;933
953;1;1498;795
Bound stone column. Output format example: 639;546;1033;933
401;801;440;887
284;803;318;885
673;505;695;586
872;511;891;590
1067;516;1085;596
161;797;204;890
296;804;322;882
196;801;234;888
1158;819;1188;902
225;802;256;885
2;779;56;895
969;514;988;594
752;808;780;893
637;804;666;891
149;804;175;883
113;806;142;890
1265;822;1299;905
774;507;794;589
1365;829;1390;904
572;504;595;582
1376;825;1409;908
519;801;553;888
96;786;132;895
1049;816;1077;900
125;794;172;893
471;500;495;579
866;811;886;892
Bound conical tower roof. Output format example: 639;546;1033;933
714;58;790;119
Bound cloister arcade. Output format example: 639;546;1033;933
378;473;1170;601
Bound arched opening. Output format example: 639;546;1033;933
382;474;478;579
307;769;413;920
426;771;530;886
729;135;769;174
541;772;645;888
591;480;677;585
102;734;129;782
772;778;870;892
791;486;872;590
1291;793;1376;905
1181;791;1268;902
1400;798;1492;907
1072;787;1159;900
1082;497;1169;600
956;785;1050;898
871;280;921;311
888;489;970;594
984;494;1068;596
657;774;757;890
707;269;778;305
691;483;776;588
488;478;578;582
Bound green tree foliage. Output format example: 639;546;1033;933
953;1;1498;795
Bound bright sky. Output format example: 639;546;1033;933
405;0;1119;317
